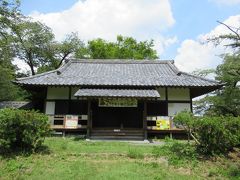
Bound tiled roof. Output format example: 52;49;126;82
16;59;221;87
0;101;32;109
74;88;160;98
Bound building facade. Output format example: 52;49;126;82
16;59;221;140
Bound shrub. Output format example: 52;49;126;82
174;111;195;130
174;111;240;155
227;163;240;178
195;116;240;155
0;108;51;153
152;140;197;166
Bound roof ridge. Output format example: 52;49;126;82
15;69;58;81
79;88;156;90
167;61;181;75
15;60;72;81
69;58;174;64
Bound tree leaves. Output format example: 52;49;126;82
76;35;158;60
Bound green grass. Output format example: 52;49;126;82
0;137;239;180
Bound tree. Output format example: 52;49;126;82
209;22;240;116
195;21;240;116
37;32;85;73
76;35;158;60
10;20;55;75
0;0;27;101
207;54;240;116
55;32;85;67
209;21;240;53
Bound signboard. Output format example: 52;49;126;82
99;98;137;107
65;115;79;129
156;116;170;130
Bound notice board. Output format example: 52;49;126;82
65;115;78;129
156;116;170;130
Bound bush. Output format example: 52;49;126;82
174;111;240;155
174;111;195;130
0;108;51;153
152;140;197;166
195;116;240;155
227;163;240;178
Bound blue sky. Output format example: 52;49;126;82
18;0;240;72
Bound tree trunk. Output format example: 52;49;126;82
27;51;35;75
58;52;71;68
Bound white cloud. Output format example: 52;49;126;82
12;58;31;73
210;0;240;5
30;0;176;56
175;15;240;72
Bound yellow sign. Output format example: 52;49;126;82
156;119;170;130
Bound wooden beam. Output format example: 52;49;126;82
87;99;92;139
165;87;168;116
190;89;193;113
143;101;147;140
68;87;72;114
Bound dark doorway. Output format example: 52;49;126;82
92;101;143;129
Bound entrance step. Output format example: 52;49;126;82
90;129;144;140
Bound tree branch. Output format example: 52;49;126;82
217;21;240;40
57;52;71;68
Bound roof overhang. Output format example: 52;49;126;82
74;88;160;99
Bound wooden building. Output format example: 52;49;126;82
15;59;221;140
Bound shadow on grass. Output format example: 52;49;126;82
0;145;51;159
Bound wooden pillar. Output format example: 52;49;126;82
143;100;147;140
68;87;72;114
87;99;92;139
190;89;193;113
165;87;168;116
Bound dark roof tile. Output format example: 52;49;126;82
16;59;221;87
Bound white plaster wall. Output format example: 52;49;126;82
47;87;69;99
45;101;55;115
168;88;190;100
168;103;191;116
157;87;166;100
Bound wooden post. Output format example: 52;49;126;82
87;99;91;139
143;101;147;140
165;87;168;116
190;90;193;113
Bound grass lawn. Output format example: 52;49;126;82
0;137;239;180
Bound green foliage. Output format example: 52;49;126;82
76;35;158;60
193;60;240;116
216;54;240;87
11;20;55;75
206;54;240;117
37;32;86;73
127;148;144;159
0;65;17;100
152;140;197;166
227;163;240;178
191;68;215;77
208;21;240;52
195;116;240;155
174;111;240;155
0;108;51;153
173;111;195;130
